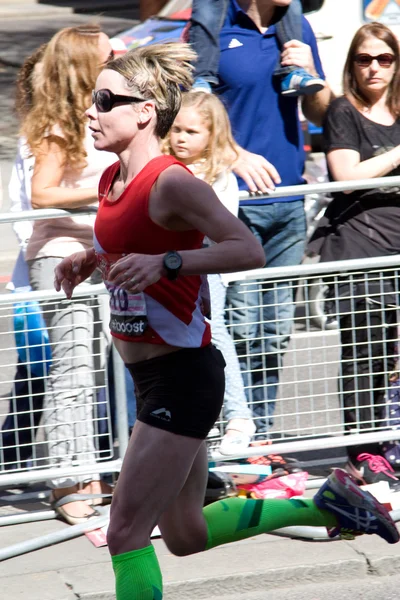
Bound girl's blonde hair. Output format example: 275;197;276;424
22;24;105;170
163;91;238;185
106;42;196;138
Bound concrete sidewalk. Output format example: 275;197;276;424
1;495;400;600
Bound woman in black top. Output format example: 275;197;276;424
309;22;400;485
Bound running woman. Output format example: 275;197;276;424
54;42;399;600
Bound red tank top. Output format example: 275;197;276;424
94;155;211;347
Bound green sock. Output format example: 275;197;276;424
203;497;337;550
112;545;163;600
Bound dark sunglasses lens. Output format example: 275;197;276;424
355;53;395;68
378;54;395;67
96;90;112;112
355;54;371;67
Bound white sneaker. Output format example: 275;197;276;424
219;419;256;456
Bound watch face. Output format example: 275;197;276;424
166;253;182;270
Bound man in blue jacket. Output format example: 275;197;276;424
211;0;333;440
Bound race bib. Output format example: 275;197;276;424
105;281;148;337
97;253;148;337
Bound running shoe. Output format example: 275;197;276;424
314;468;399;544
191;77;212;94
346;453;398;486
281;68;325;97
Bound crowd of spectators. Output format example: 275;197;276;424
2;0;400;526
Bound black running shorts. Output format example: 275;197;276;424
126;344;225;439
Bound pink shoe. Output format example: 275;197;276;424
346;453;398;486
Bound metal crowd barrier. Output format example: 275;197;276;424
209;256;400;460
0;176;400;558
0;284;129;487
1;176;400;480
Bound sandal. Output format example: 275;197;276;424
86;482;114;507
49;492;102;526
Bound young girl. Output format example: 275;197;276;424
164;91;256;454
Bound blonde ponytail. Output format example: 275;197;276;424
106;42;196;138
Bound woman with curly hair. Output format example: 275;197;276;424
1;43;48;470
22;25;117;524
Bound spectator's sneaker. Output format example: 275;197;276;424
207;426;220;439
281;68;325;97
346;453;398;486
219;420;256;456
191;77;212;93
314;468;399;544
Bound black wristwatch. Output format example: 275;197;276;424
163;251;183;281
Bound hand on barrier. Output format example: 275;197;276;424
233;147;281;193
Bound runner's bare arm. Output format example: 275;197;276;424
107;166;265;291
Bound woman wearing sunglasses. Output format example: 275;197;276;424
308;22;400;486
54;41;400;600
22;25;118;524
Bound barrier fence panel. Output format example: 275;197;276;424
0;284;127;488
2;180;400;482
207;256;400;459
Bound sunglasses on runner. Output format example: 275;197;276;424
92;88;145;113
354;53;396;68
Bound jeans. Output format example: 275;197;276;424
0;360;45;470
226;201;306;436
274;0;303;76
29;256;104;488
106;345;137;435
327;278;398;462
189;0;303;84
1;351;136;470
208;273;252;422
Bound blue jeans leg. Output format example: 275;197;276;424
1;360;45;469
107;346;137;436
208;273;251;422
274;0;303;76
226;201;306;436
189;0;229;84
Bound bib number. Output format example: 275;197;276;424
106;282;148;337
96;252;148;337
